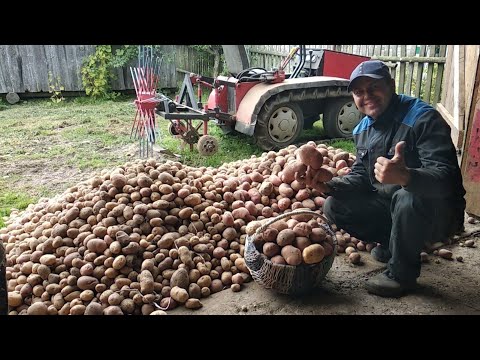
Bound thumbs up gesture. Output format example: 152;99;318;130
374;141;411;186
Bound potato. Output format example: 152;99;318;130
438;249;453;260
27;302;49;315
104;306;124;315
345;246;356;256
170;286;189;303
86;239;108;254
281;245;302;266
8;292;23;307
297;144;324;170
185;298;203;309
111;174;127;189
210;279;223;293
262;228;279;242
349;252;361;264
231;283;241;292
150;310;168;315
263;242;280;258
302;244;325;264
293;223;312;237
282;161;307;184
234;258;249;274
333;152;350;163
138;270;154;294
276;229;296;247
178;246;195;268
77;276;99;290
294;237;312;252
270;255;286;265
170;268;189;290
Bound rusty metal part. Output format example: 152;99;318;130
197;135;218;156
168;121;185;136
182;129;200;145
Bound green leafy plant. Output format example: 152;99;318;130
81;45;160;99
81;45;114;98
110;45;139;68
48;71;65;103
0;97;7;111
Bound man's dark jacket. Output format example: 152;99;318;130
326;94;466;228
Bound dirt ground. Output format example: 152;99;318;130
172;218;480;315
1;143;174;199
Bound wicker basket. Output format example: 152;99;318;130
244;209;337;295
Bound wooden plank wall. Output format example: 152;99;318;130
464;46;480;128
461;56;480;217
174;45;215;77
247;45;447;106
437;45;480;152
0;45;96;93
0;45;177;95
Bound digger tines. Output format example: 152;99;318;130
130;45;163;158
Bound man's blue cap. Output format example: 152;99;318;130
347;60;392;92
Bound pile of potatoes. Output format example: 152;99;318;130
0;141;361;315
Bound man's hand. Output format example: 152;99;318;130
305;166;332;194
374;141;411;186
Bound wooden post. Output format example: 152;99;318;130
405;45;416;96
0;243;7;315
391;45;398;81
398;46;407;94
433;45;447;105
423;45;436;103
414;45;426;98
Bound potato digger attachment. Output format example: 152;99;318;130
155;72;219;156
130;46;163;158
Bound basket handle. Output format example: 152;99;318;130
255;209;332;235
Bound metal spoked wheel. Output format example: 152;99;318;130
197;135;219;156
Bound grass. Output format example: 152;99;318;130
0;180;35;228
297;119;356;153
0;94;355;228
157;121;263;167
328;139;355;153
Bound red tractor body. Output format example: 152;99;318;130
321;50;370;78
156;46;371;153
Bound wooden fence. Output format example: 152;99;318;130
174;45;216;78
0;45;96;94
0;45;446;106
0;45;178;95
247;45;447;105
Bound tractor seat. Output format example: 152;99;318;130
236;67;269;82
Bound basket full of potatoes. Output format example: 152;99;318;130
244;209;336;295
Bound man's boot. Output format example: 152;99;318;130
365;270;417;297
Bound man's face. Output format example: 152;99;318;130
351;77;395;120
